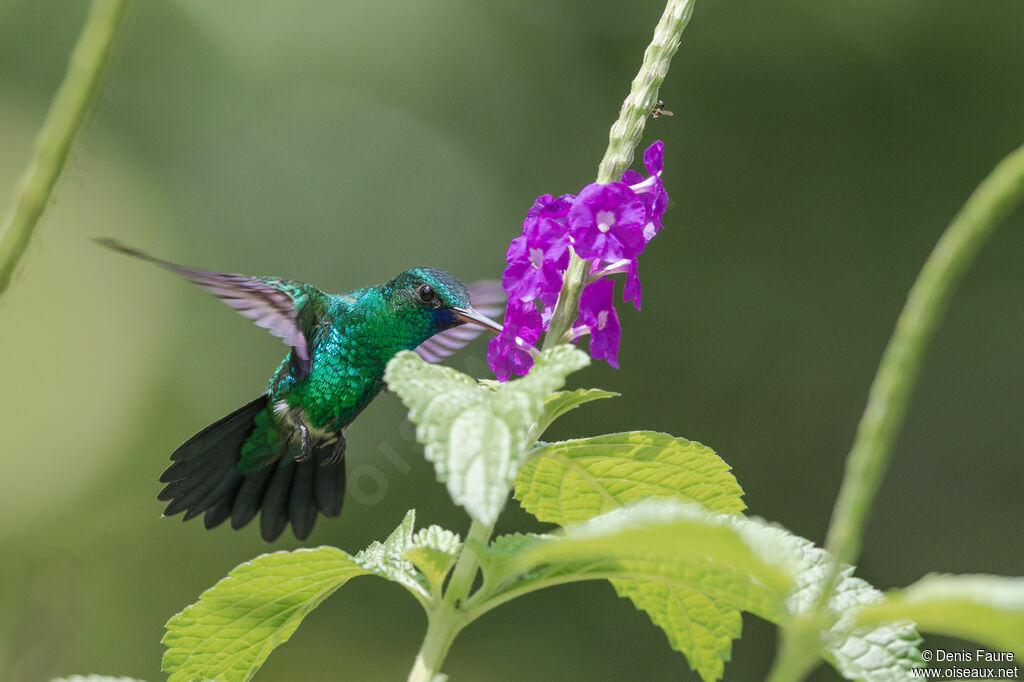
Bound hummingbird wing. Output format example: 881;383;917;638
98;239;321;378
414;280;505;362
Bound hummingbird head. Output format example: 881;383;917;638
385;267;503;338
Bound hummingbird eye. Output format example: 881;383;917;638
417;284;436;304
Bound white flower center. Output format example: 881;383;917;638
597;310;609;330
596;210;616;233
529;247;545;269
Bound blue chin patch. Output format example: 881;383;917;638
432;307;459;330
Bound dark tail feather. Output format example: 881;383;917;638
158;395;347;542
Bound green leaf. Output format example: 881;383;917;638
513;429;923;681
162;547;370;682
510;500;795;605
857;574;1024;659
514;431;747;680
516;431;745;526
474;501;795;682
775;528;924;682
535;388;618;434
384;345;589;523
613;579;742;681
354;509;429;602
404;525;463;596
162;511;453;682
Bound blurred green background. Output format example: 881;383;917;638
1;1;1022;680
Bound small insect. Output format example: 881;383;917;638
651;99;674;119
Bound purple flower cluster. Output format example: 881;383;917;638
487;141;668;380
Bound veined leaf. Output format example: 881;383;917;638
472;501;794;682
385;345;589;524
772;526;924;682
404;525;463;596
163;511;459;682
509;500;795;608
516;431;745;526
857;573;1024;659
354;509;429;603
162;547;370;682
513;434;922;680
535;388;618;435
514;432;746;680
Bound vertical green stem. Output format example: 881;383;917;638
768;141;1024;682
406;3;698;679
406;517;490;682
0;0;129;297
544;0;696;349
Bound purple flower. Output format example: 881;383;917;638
502;208;571;303
539;291;558;330
487;140;668;378
622;259;642;310
592;258;643;310
623;142;668;233
527;193;573;221
567;182;647;262
487;299;542;381
573;278;622;368
643;140;664;176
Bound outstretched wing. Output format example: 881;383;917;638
415;280;505;362
98;239;320;378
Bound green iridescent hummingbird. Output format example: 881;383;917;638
99;240;503;542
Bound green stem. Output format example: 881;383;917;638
407;609;465;682
406;517;492;682
543;0;696;349
825;141;1024;566
770;142;1024;682
0;0;129;297
406;3;698;678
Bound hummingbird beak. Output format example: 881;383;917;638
452;306;503;333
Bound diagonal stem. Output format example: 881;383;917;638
823;141;1024;567
0;0;129;297
769;141;1024;682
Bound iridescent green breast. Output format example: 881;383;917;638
266;286;446;434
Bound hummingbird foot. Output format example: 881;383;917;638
292;417;312;462
321;433;346;466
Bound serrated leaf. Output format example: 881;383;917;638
516;431;745;526
385;345;589;524
355;509;428;602
769;527;924;682
510;500;795;601
162;547;370;682
535;388;618;434
514;431;747;680
613;579;742;681
857;574;1024;659
474;501;794;682
404;526;463;594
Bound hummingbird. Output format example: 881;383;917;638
99;240;504;542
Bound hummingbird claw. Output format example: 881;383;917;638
321;433;346;466
292;418;312;462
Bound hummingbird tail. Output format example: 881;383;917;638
157;396;346;542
